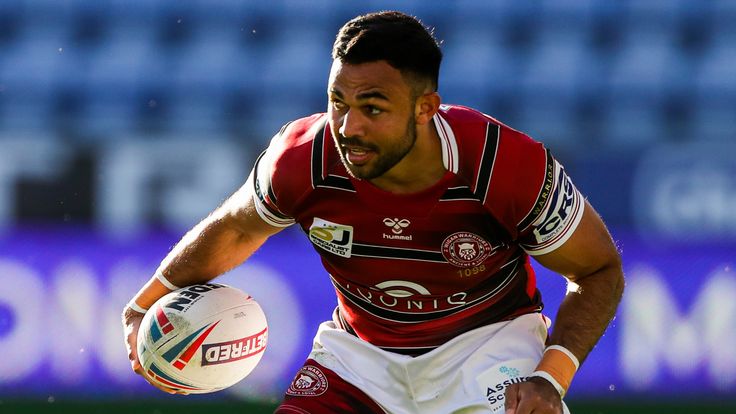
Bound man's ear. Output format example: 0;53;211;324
415;92;441;125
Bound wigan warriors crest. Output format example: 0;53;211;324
286;365;328;397
442;232;493;267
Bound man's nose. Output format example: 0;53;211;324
338;109;364;138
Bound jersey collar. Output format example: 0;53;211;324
432;110;459;174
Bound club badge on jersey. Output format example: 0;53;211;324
442;232;496;268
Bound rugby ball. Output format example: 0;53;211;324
136;283;268;394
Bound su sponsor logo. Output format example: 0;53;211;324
308;217;353;258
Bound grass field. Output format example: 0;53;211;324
2;399;736;414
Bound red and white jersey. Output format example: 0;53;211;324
250;104;584;353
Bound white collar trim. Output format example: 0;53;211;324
432;111;459;173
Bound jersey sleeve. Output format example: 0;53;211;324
249;125;297;228
486;127;585;256
516;152;585;256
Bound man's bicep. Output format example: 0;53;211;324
532;200;620;281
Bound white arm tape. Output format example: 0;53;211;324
528;370;566;398
155;270;181;291
545;345;580;370
127;300;148;314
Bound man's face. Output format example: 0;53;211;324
327;60;418;180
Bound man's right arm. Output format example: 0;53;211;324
153;172;285;289
121;172;286;392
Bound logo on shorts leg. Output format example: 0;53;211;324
476;359;536;413
286;365;328;397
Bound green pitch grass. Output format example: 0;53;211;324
2;399;735;414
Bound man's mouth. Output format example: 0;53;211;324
343;145;375;165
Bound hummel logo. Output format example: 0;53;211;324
383;218;410;234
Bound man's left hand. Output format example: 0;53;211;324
504;376;563;414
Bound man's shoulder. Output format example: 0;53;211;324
257;113;329;216
440;104;542;159
439;104;501;127
440;104;528;138
265;113;328;169
273;113;328;150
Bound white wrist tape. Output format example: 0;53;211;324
155;270;181;291
545;345;580;370
528;370;567;398
127;300;149;314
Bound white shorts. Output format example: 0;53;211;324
307;313;571;414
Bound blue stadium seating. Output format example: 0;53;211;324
0;1;732;150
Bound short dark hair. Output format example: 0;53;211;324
332;11;442;92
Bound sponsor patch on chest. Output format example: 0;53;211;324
308;217;354;258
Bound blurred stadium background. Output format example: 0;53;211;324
0;0;734;413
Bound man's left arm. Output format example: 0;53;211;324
506;199;624;414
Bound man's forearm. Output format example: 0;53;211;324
548;261;625;364
124;211;263;313
124;180;283;314
157;213;259;287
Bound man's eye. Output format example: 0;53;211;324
332;101;346;110
367;106;382;115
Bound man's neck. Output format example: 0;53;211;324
369;119;446;194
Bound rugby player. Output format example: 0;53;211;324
122;11;624;414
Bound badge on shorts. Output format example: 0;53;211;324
286;365;329;397
476;359;536;413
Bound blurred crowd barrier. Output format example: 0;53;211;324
2;135;735;243
0;228;734;401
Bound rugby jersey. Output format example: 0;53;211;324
250;104;584;352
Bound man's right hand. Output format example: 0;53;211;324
121;305;185;395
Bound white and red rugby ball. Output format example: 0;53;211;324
136;283;268;394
